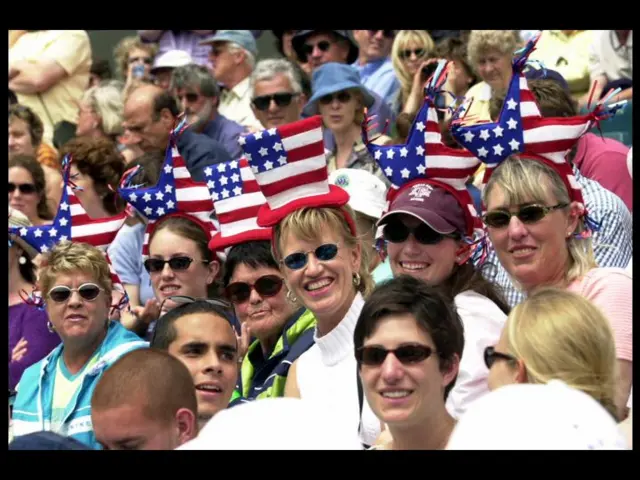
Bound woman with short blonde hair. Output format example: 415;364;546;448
76;82;125;143
486;287;619;420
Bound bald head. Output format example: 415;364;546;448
122;85;180;152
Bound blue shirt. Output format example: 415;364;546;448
352;57;401;112
201;115;248;161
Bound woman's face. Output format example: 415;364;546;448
360;314;457;428
227;263;295;346
399;39;429;77
46;270;111;344
127;47;153;81
9;166;41;223
484;184;580;292
386;214;461;286
474;49;512;93
76;101;99;137
9;117;35;156
148;226;219;304
280;225;361;323
318;89;361;134
70;164;103;213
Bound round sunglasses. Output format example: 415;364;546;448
382;221;458;245
399;48;426;60
8;182;37;195
47;283;104;303
483;346;518;369
282;243;339;270
144;256;209;273
482;203;568;229
301;40;332;57
356;344;435;366
319;91;352;105
225;275;284;304
252;92;297;111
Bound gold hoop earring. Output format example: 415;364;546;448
353;273;361;287
286;289;298;304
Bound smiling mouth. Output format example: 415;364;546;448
196;384;222;394
400;262;429;271
160;285;181;295
380;390;412;399
304;278;333;291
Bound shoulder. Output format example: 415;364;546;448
568;267;632;296
454;290;507;317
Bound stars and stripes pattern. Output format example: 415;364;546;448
205;157;271;251
118;140;217;259
364;60;482;239
241;116;349;228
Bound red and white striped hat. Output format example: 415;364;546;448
205;157;272;252
240;116;354;233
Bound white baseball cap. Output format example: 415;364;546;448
446;380;629;450
329;169;387;220
151;50;193;72
176;397;364;450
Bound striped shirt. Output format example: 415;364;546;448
484;166;633;308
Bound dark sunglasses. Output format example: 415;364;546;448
282;243;339;270
482;203;568;229
356;344;435;366
48;283;104;303
177;92;200;104
8;182;37;195
319;91;352;105
225;275;284;304
144;256;209;273
302;40;332;56
129;56;152;65
483;346;518;369
399;48;426;59
252;92;297;111
368;30;396;38
382;221;457;245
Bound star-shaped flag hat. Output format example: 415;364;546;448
118;122;217;259
205;157;272;252
240;116;356;234
364;60;483;241
9;155;129;311
450;30;628;217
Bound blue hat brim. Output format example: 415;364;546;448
302;83;375;117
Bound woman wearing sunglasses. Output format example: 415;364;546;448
11;241;148;449
485;287;620;420
451;38;633;419
303;62;390;182
9;155;54;227
355;275;464;450
242;115;381;446
366;65;509;421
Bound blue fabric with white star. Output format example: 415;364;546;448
203;160;244;201
239;128;288;175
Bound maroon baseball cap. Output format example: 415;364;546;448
377;181;466;234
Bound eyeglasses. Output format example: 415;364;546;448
8;183;37;195
225;275;284;304
368;30;396;38
399;48;426;60
356;344;435;366
483;346;518;369
282;243;339;270
382;221;458;245
177;92;200;104
302;40;332;57
482;203;569;229
319;91;352;105
252;92;298;111
144;256;210;273
47;283;104;303
128;56;152;65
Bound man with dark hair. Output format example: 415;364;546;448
486;73;633;308
151;300;240;428
91;348;198;450
122;84;231;182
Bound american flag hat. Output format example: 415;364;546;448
240;116;355;234
205;157;272;252
9;155;129;311
364;60;483;240
450;31;628;215
118;121;217;259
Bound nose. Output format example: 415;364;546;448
311;44;325;58
203;350;222;374
160;262;176;279
67;290;84;308
506;215;528;240
401;234;422;255
380;352;404;383
267;98;280;113
304;252;324;276
248;286;262;304
372;30;385;40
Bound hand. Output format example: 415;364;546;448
11;338;28;363
236;321;251;362
132;299;161;325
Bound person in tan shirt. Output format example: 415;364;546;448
9;30;92;147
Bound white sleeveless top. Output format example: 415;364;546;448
296;293;381;446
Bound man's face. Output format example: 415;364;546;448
93;402;191;451
122;99;170;152
167;312;239;423
353;30;395;62
175;86;214;125
251;73;303;129
303;32;350;70
153;68;174;90
209;42;238;84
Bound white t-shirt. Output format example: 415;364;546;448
446;290;508;419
